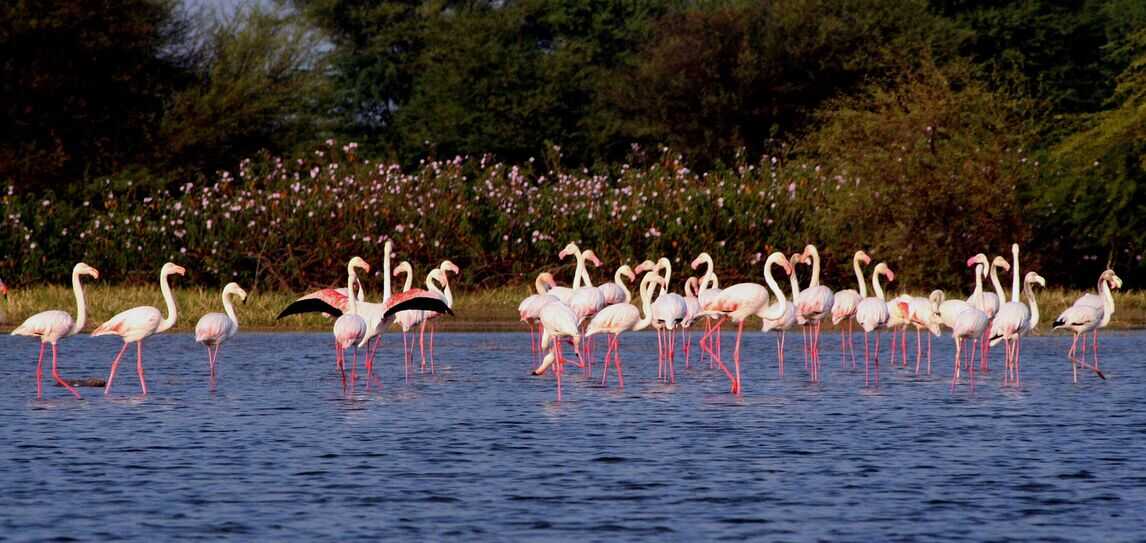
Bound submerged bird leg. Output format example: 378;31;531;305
35;343;46;399
136;342;148;396
50;344;80;399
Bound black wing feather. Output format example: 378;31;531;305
277;298;342;319
384;297;454;319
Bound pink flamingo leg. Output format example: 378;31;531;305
34;343;46;399
873;330;881;385
914;328;922;375
600;335;614;386
402;331;411;383
927;333;933;375
849;320;858;369
614;335;625;388
1092;329;1099;369
418;321;427;372
668;329;677;384
889;327;897;367
731;320;745;395
104;343;129;395
1016;335;1023;386
429;323;437;374
554;344;564;401
863;332;870;386
779;331;787;378
50;343;81;399
135;342;148;395
951;339;961;390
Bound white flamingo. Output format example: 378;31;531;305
831;250;870;368
690;252;724;365
794;244;834;381
11;262;99;399
697;256;774;395
518;272;560;353
93;262;185;395
332;257;369;384
585;271;662;388
641;258;688;383
905;290;943;375
194;282;248;384
855;262;894;386
1054;269;1120;382
1059;268;1122;372
760;252;797;378
990;265;1046;385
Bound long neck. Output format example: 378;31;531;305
1024;281;1039;328
872;269;885;300
684;278;695;298
400;269;413;292
535;274;548;294
581;262;594;288
68;270;87;336
989;262;1007;301
854;255;867;298
634;277;656;330
809;248;821;288
661;260;672;296
383;243;392;302
765;259;786;304
972;264;984;298
615;269;632;303
442;273;453;307
702;272;719;291
347;271;358;315
1010;250;1020;303
158;271;178;332
1101;279;1114;318
223;292;239;327
572;253;584;290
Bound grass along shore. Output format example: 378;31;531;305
1;284;1143;334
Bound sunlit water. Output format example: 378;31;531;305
2;330;1144;541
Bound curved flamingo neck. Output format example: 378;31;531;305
1010;248;1020;303
1025;280;1039;328
1101;276;1114;315
157;270;179;333
399;267;413;292
854;254;867;298
789;263;801;299
571;252;585;290
68;269;88;336
658;259;672;297
346;271;359;315
989;261;1007;301
534;274;549;294
808;247;821;288
441;272;454;307
634;274;657;330
972;263;984;299
223;291;239;328
684;278;696;298
615;269;632;303
764;255;786;305
872;268;886;301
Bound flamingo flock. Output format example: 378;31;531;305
520;243;1122;400
2;241;1126;402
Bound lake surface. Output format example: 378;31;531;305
2;330;1144;541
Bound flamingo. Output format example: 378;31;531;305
967;253;1009;369
787;252;809;371
416;261;460;373
759;252;797;379
950;303;989;391
886;293;912;369
905;290;943;375
1060;269;1122;371
11;262;99;399
681;276;702;367
598;264;635;306
1054;269;1119;382
694;257;773;394
585;271;662;388
531;299;585;400
332;257;370;385
690;252;723;366
641;258;688;383
393;261;425;378
561;243;606;364
990;261;1046;385
194;282;248;386
794;245;834;381
518;272;560;353
831;251;870;368
855;262;894;386
940;261;987;332
93;262;185;395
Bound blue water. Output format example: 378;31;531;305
1;330;1144;541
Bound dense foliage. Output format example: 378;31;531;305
1;0;1143;289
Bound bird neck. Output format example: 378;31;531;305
158;270;179;333
634;275;657;331
400;268;413;292
1010;249;1020;303
1100;277;1114;318
854;254;867;298
571;252;584;290
347;271;359;315
808;247;821;288
872;269;886;301
534;274;549;295
989;261;1006;302
764;255;786;305
69;269;88;336
1024;280;1039;329
223;291;239;328
615;269;632;303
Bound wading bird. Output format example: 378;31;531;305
194;282;248;386
11;263;99;399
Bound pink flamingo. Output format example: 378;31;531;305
518;272;560;353
905;290;943;375
416;261;459;373
11;262;99;399
990;263;1045;385
855;262;894;386
194;282;248;386
1058;269;1122;372
392;260;426;379
760;252;797;378
639;258;688;384
531;300;584;400
332;258;369;385
690;252;724;366
886;293;912;369
1054;269;1119;382
795;245;834;382
700;255;777;394
597;264;635;306
950;303;988;391
93;262;185;395
680;276;702;367
831;251;870;368
586;271;661;388
967;253;1008;369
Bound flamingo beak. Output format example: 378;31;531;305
173;265;187;276
965;256;978;268
886;270;896;282
690;257;702;269
91;269;101;280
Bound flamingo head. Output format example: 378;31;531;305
789;253;804;267
348;256;370;275
537;272;557;289
582;250;602;268
162;262;187;277
633;260;656;274
393;261;412;277
223;282;249;303
75;262;100;280
875;262;895;282
780;254;794;276
1025;272;1046;288
992;255;1011;272
1101;269;1122;290
558;242;580;260
1011;243;1020;256
0;278;6;299
801;244;818;262
617;265;636;282
966;253;988;270
690;252;712;270
440;260;460;275
855;250;872;266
